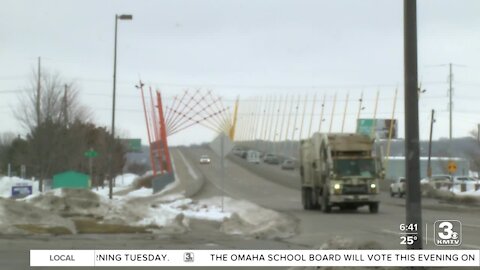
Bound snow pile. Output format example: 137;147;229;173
206;197;296;239
114;173;139;187
451;183;480;195
0;197;75;234
24;189;110;218
0;176;39;198
1;171;295;239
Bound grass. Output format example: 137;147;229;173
72;218;151;234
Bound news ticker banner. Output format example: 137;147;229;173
31;249;480;267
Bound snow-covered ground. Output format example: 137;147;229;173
0;173;295;239
0;176;39;198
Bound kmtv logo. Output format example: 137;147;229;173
434;220;462;246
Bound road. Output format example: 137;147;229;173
182;145;480;250
1;145;479;270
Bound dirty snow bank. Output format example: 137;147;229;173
0;197;75;234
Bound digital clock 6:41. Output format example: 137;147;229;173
399;223;418;232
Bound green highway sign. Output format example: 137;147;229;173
84;149;98;158
121;138;142;152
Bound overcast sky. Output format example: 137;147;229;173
1;0;479;146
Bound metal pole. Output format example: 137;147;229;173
341;92;349;132
290;95;301;157
109;15;119;200
356;91;364;120
449;63;453;141
278;94;289;148
318;94;326;132
299;94;308;140
370;90;380;138
329;93;337;133
221;134;225;212
272;96;282;154
404;0;423;250
36;57;41;127
7;163;11;177
308;94;317;137
283;95;294;156
384;88;398;174
427;110;435;178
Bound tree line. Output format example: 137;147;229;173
0;69;125;188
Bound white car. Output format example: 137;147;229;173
199;155;211;164
390;177;406;197
453;176;476;183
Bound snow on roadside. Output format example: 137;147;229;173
1;173;295;238
114;173;139;187
451;183;480;196
0;176;39;198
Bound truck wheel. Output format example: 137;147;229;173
302;187;313;210
399;192;404;198
390;189;395;197
312;188;320;209
321;188;331;213
369;202;379;213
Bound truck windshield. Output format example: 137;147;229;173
333;159;376;178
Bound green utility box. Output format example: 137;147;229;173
53;171;90;189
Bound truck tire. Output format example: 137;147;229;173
312;188;320;209
390;188;395;197
369;202;379;213
302;187;313;210
321;187;331;213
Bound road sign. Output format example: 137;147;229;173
11;185;32;198
84;149;98;158
447;161;457;173
209;133;235;158
121;138;142;152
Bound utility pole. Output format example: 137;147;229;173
356;91;364;120
63;84;68;127
448;62;453;141
36;57;41;127
404;0;423;251
318;94;326;132
427;110;435;178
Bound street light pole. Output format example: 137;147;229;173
109;14;132;200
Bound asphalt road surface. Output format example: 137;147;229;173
1;145;479;270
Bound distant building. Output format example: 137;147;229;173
384;156;469;181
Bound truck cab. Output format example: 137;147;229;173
300;133;382;213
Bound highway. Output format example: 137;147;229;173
180;145;480;250
1;145;480;270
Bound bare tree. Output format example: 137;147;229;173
15;69;90;131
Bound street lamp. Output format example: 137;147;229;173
109;14;132;200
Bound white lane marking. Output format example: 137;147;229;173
382;229;480;249
178;150;199;180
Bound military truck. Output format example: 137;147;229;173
299;133;383;213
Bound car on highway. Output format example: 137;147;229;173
199;154;211;164
232;148;245;157
453;176;476;183
281;159;296;170
390;177;406;197
246;150;260;164
263;153;280;165
420;175;453;188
